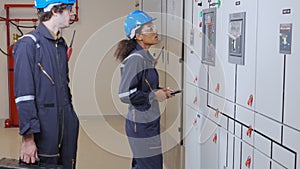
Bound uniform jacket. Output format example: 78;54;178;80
14;23;72;136
118;44;160;112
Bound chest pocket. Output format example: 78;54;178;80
21;34;56;85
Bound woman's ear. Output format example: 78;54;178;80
136;34;143;41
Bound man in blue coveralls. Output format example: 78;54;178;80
13;0;79;168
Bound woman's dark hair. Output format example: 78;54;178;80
114;39;137;62
37;4;67;22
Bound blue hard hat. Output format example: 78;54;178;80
124;10;156;39
34;0;76;9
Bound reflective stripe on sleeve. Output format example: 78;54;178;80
119;88;137;98
15;95;35;103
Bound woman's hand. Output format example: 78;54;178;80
154;89;167;102
154;88;174;102
153;59;158;67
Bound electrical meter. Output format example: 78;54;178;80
228;12;246;65
202;7;217;66
279;23;292;54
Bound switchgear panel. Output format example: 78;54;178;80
202;7;217;66
279;23;292;54
228;12;246;65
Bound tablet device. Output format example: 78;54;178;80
170;90;183;95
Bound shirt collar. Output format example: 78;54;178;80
36;23;62;41
134;44;155;63
47;28;62;40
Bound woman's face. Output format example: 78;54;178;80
136;22;159;49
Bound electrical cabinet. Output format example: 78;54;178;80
184;0;300;169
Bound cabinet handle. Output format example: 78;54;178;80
245;156;251;168
194;76;198;83
193;97;198;104
246;125;253;137
214;109;219;118
215;83;220;93
213;134;217;143
193;118;198;125
247;94;254;106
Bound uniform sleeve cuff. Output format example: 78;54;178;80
19;119;40;135
148;91;156;103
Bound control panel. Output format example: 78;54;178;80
279;23;292;54
202;7;217;66
228;12;246;65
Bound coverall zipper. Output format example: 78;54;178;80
55;42;65;149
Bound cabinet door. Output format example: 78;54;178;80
206;0;236;102
218;127;231;169
283;126;300;169
164;1;184;169
233;0;258;110
272;142;296;169
186;49;202;87
236;105;255;145
255;0;285;122
161;0;183;138
241;143;253;169
200;116;219;169
186;83;200;111
253;150;271;169
226;132;235;169
185;106;201;169
283;1;300;130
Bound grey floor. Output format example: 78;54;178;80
0;117;131;169
0;116;181;169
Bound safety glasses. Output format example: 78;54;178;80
140;24;157;34
65;5;73;11
59;5;73;12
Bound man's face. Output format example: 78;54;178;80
56;5;74;29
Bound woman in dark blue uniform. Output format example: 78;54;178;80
115;10;173;169
13;0;79;168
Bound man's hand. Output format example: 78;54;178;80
20;134;38;164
